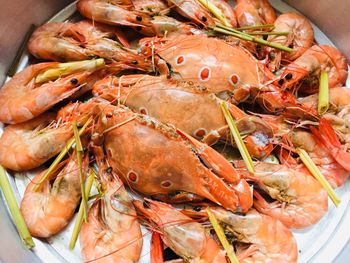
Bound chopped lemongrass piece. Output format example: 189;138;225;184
248;31;289;36
196;0;231;26
69;169;95;250
33;117;92;192
206;208;238;263
212;25;293;53
296;148;340;206
236;24;275;30
318;71;329;115
221;102;255;173
73;122;88;222
0;165;35;249
35;58;105;84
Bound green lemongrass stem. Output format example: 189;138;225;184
213;25;293;53
221;102;255;173
318;71;329;115
296;148;340;206
206;208;238;263
35;58;105;84
33;117;92;192
236;24;275;30
69;169;95;250
196;0;231;26
73;122;88;222
247;31;289;36
0;166;35;249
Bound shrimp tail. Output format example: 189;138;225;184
311;118;350;171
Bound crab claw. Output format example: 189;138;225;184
176;129;253;212
134;199;227;263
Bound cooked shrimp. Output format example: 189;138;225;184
20;156;87;238
134;199;227;262
185;207;298;263
28;22;87;61
80;146;143;262
267;12;314;71
28;20;152;71
248;162;328;229
311;118;350;174
0;113;73;171
234;0;277;27
0;61;102;124
278;45;348;93
167;0;215;27
77;0;153;28
300;87;350;139
289;129;349;187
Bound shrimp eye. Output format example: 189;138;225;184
131;60;138;65
143;200;150;209
278;79;284;85
285;73;293;80
193;206;202;212
70;78;78;85
201;16;207;22
136;15;143;22
106;167;112;173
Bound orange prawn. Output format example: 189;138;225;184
0;113;73;171
20;156;88;238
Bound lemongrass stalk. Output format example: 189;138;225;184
212;25;293;53
236;24;275;30
0;166;35;249
248;31;289;36
296;148;340;206
221;102;255;173
69;169;95;250
33;117;92;191
206;208;238;263
318;71;329;115
73;122;88;222
35;58;105;84
196;0;231;26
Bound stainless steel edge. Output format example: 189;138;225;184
0;0;350;262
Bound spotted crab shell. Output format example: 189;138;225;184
157;35;263;94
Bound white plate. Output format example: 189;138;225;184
1;1;350;262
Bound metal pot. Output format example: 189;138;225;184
0;1;349;262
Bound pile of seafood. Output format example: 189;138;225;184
0;0;349;262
